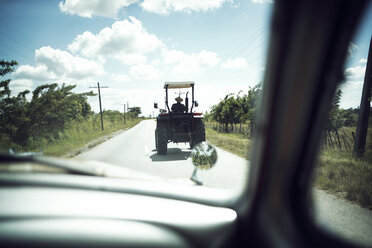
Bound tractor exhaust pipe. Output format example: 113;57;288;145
185;92;189;113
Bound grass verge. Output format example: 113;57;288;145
43;118;141;156
315;149;372;209
206;127;372;209
206;128;252;159
0;117;142;157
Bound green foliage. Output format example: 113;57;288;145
340;108;358;127
0;59;96;150
43;116;140;156
325;90;359;131
210;83;262;135
191;142;217;170
0;60;17;77
128;106;141;118
326;89;343;132
315;149;372;209
206;128;252;159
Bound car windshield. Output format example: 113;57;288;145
0;0;273;191
1;0;372;245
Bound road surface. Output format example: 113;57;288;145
77;119;248;189
77;120;372;246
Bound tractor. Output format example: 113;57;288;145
154;82;205;155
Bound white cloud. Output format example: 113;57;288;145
140;0;232;15
344;64;366;79
162;49;219;77
344;80;363;89
59;0;138;18
359;58;367;64
68;17;163;65
110;73;131;83
348;42;358;58
9;79;33;96
129;64;161;80
88;88;163;116
14;46;105;82
221;58;247;69
14;64;56;81
251;0;273;4
59;0;232;18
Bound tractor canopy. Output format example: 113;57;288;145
164;81;194;89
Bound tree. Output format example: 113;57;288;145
209;83;262;134
244;83;262;136
0;60;17;77
128;106;141;118
325;89;343;132
0;59;96;148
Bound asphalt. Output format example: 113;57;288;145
76;119;248;189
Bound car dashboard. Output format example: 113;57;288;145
0;173;238;248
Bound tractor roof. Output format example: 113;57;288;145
164;81;194;89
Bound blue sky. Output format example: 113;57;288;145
0;0;370;116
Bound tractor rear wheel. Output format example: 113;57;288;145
157;125;168;155
190;119;205;148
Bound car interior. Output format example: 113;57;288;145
0;0;369;247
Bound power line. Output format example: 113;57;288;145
207;24;270;82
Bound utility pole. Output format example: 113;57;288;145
127;101;130;120
354;38;372;157
121;103;126;124
90;82;108;131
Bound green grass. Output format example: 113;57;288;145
206;128;252;159
206;127;372;209
3;117;141;157
46;118;141;156
315;149;372;209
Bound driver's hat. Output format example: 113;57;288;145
175;96;183;102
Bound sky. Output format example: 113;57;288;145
0;0;371;116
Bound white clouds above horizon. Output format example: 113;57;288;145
14;46;105;83
359;58;367;64
140;0;232;15
348;42;358;58
68;17;163;65
9;79;33;97
129;64;162;80
340;58;367;108
59;0;137;18
344;64;366;79
59;0;233;18
162;49;219;77
251;0;273;4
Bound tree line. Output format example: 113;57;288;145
0;60;142;151
0;60;95;150
205;83;262;136
206;83;360;140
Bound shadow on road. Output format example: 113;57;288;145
150;148;191;162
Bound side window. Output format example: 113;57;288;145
312;4;372;246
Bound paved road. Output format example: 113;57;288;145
76;120;248;189
76;120;371;246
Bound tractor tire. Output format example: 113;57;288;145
190;119;205;148
155;129;158;149
157;125;168;155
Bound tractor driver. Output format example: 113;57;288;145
171;96;186;113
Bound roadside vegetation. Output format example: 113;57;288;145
0;60;142;156
37;115;140;156
205;83;372;209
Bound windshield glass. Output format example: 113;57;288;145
0;0;273;191
311;3;372;246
